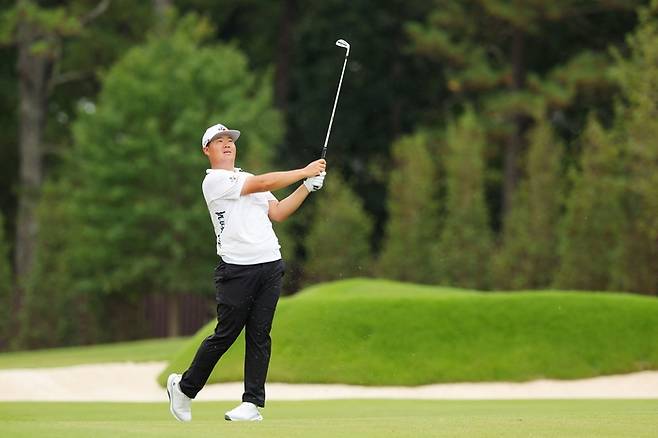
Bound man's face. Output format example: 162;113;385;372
204;134;236;164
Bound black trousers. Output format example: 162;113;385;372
179;258;284;407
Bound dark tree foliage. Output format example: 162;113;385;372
407;0;641;220
492;120;564;290
438;109;493;289
377;132;442;284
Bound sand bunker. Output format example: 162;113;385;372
0;362;656;402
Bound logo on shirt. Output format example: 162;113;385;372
215;210;226;246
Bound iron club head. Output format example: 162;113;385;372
335;39;350;56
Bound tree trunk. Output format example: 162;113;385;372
503;27;526;215
15;20;52;282
167;293;181;337
274;0;295;114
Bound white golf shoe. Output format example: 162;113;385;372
224;402;263;421
167;373;192;422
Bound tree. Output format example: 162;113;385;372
0;24;18;261
283;0;445;235
18;180;103;348
303;172;373;283
0;212;12;349
609;2;658;294
377;132;441;284
176;0;296;113
554;115;626;291
0;0;109;281
438;109;493;289
492;119;564;290
0;0;154;311
406;0;640;218
33;14;283;339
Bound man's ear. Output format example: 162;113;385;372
202;146;210;156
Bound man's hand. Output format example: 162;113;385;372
303;159;327;178
303;171;326;193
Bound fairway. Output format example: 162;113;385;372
1;399;656;437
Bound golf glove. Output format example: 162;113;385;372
303;171;326;192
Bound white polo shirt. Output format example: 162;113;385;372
202;168;281;265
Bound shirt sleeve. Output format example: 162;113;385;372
202;170;247;203
265;191;277;202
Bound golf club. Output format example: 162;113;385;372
321;39;350;159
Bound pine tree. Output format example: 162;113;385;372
492;119;564;290
303;173;373;283
377;132;441;284
554;116;626;291
609;2;658;294
406;0;638;218
438;110;493;289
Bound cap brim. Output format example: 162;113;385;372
213;130;240;142
225;130;240;141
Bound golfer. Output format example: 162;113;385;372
167;123;326;422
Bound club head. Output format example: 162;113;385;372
335;39;350;56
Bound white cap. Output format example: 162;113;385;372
201;123;241;148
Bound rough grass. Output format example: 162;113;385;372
1;400;657;437
160;278;658;386
0;337;188;369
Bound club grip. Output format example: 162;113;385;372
321;147;327;159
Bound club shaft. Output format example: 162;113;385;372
323;55;349;150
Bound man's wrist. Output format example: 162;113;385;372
302;178;313;193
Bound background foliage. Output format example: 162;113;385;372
0;0;656;349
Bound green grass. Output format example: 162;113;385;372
0;337;188;369
160;278;658;386
1;400;657;437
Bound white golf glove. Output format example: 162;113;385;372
303;171;326;193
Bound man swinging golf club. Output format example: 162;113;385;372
167;123;326;422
